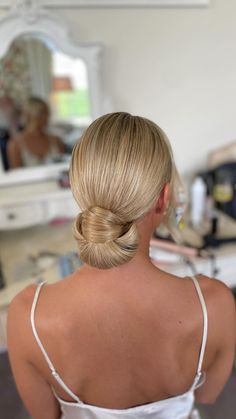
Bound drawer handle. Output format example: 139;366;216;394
7;213;17;220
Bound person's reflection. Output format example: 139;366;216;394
0;95;22;170
8;96;65;169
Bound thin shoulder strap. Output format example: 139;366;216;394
190;276;208;389
30;282;81;403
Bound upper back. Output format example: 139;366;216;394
23;266;220;409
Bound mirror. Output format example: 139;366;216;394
0;36;92;171
0;2;103;185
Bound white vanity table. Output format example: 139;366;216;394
0;164;78;230
0;183;75;229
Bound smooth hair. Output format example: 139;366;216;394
70;112;181;269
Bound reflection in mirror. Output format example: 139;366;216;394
0;36;91;171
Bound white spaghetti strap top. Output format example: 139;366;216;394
190;276;208;390
30;277;208;419
30;283;81;404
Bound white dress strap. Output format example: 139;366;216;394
30;282;81;403
190;276;208;390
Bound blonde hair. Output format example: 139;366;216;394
70;112;181;269
24;97;49;120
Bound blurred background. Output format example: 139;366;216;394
0;1;236;418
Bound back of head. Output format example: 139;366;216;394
70;112;179;269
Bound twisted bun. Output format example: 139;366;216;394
74;206;139;269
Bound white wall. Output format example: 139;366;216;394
2;1;236;177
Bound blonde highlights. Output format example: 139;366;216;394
70;112;179;269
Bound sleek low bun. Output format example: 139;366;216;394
70;112;181;269
73;206;139;269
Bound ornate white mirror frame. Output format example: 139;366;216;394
0;0;104;186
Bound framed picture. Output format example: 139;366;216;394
0;1;210;8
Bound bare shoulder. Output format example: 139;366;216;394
50;134;60;142
7;284;37;341
197;274;235;310
7;134;24;167
7;285;41;371
8;284;37;314
197;275;236;345
50;135;65;152
193;276;236;403
50;135;64;145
